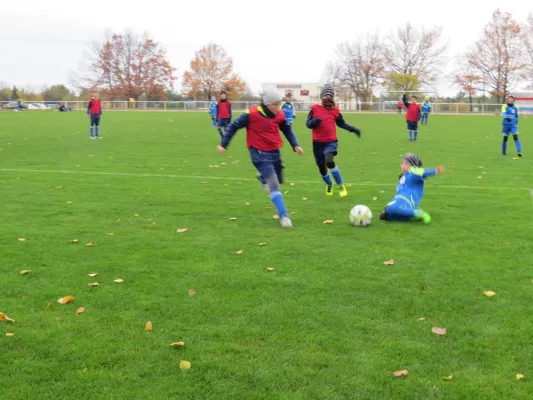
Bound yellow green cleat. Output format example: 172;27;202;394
338;184;348;198
326;185;333;196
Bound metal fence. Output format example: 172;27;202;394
0;100;527;114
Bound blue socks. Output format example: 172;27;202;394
515;139;522;153
270;191;288;218
409;130;413;140
502;140;508;154
90;126;94;137
414;130;418;140
321;173;333;185
95;126;99;137
330;166;343;184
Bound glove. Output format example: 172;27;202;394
313;118;322;127
352;128;361;137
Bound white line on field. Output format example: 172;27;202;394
1;168;530;192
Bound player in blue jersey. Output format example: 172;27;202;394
209;96;218;128
379;153;445;224
501;95;522;157
280;94;296;125
421;99;431;125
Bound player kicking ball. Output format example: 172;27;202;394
217;89;304;228
379;153;445;224
501;95;522;157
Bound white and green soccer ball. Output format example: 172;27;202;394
350;205;372;227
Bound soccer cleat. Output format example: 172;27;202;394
90;136;95;140
280;216;293;228
518;153;522;158
326;185;333;196
414;209;432;224
338;184;348;198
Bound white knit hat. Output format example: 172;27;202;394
260;89;281;105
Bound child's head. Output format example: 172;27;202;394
507;95;515;105
211;96;216;102
220;91;227;100
261;89;281;114
401;153;423;173
285;94;292;103
92;92;99;99
321;84;335;108
410;95;418;104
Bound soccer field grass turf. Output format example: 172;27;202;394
1;111;533;399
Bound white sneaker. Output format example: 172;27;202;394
90;136;96;140
97;136;102;139
280;216;293;228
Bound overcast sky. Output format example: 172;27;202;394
1;0;531;97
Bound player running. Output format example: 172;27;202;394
216;91;232;138
87;93;102;139
501;95;522;157
403;93;421;142
218;89;304;228
379;153;445;224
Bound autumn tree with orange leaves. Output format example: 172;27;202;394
454;61;484;110
182;43;247;100
74;31;176;100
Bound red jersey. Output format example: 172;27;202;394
217;100;231;119
246;106;285;151
310;104;340;143
397;101;404;109
406;103;421;122
88;97;102;115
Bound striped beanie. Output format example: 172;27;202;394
320;84;335;98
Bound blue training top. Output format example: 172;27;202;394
281;101;295;123
501;104;519;126
393;166;437;208
209;102;218;116
422;101;431;113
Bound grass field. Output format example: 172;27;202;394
1;110;533;399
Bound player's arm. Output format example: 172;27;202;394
418;107;421;121
429;103;432;113
336;113;361;137
422;166;445;178
87;100;92;115
402;94;409;108
516;107;519;124
229;102;232;121
279;120;303;154
219;112;250;149
306;110;321;129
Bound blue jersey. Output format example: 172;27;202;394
281;101;295;123
209;102;218;116
393;167;437;208
501;104;518;126
422;101;431;113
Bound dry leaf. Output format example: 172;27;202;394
512;157;520;160
5;333;14;337
58;296;75;304
71;239;79;244
114;279;124;283
88;282;99;287
265;206;272;209
108;232;115;236
393;370;409;377
484;291;496;297
228;217;237;220
235;250;244;255
259;242;267;246
383;259;395;266
201;181;208;184
20;270;31;275
0;312;15;323
273;215;279;220
432;327;447;336
516;373;525;381
116;219;121;222
245;202;251;206
418;317;426;321
302;197;308;200
88;273;98;278
134;213;140;217
290;183;295;186
177;228;188;233
47;302;52;308
170;342;185;347
180;360;191;370
85;243;94;247
76;307;85;315
323;220;334;224
372;197;378;201
267;268;276;271
144;321;153;332
66;201;73;204
359;170;365;173
290;211;296;215
477;176;482;179
223;183;228;186
444;376;453;381
188;289;197;296
18;238;25;242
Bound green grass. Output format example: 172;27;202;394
1;110;533;399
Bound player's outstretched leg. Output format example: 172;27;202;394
513;134;522;157
502;135;508;155
325;153;347;197
318;163;333;196
380;201;431;224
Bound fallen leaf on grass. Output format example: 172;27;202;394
5;333;14;337
273;215;279;220
323;220;334;224
76;307;85;315
290;183;295;186
88;282;99;287
134;213;140;217
290;211;296;215
393;370;409;377
259;243;267;246
180;360;191;370
512;157;520;160
244;202;251;206
228;217;237;221
88;273;98;277
359;170;365;173
144;321;152;332
20;270;31;275
71;239;79;244
484;291;496;297
114;279;124;283
176;228;188;233
383;259;395;266
516;373;525;381
116;219;121;223
302;197;308;201
108;232;115;236
477;176;482;179
66;201;73;204
372;197;378;201
188;289;197;296
170;342;185;347
56;186;64;189
235;250;244;255
418;317;426;321
58;296;75;304
443;376;453;381
18;238;25;242
431;327;447;336
0;312;15;323
267;268;276;271
85;243;94;247
201;181;208;184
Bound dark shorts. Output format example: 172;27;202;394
217;118;231;128
407;121;418;130
313;140;338;165
90;114;101;126
249;147;284;183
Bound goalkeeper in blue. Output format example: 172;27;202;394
209;96;218;128
501;95;522;157
379;153;445;224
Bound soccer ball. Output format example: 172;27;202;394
350;205;372;227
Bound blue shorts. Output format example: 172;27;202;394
90;114;101;126
502;125;518;136
217;118;231;128
407;121;418;130
313;140;338;165
249;147;284;183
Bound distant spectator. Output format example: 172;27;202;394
58;104;71;112
17;97;23;112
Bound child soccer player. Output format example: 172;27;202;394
209;96;218;128
306;84;361;197
379;153;445;224
501;95;522;157
421;98;431;125
397;99;404;114
403;94;421;141
218;89;304;228
87;93;102;139
281;94;296;125
217;91;232;138
17;97;23;112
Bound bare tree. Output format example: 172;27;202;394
453;60;485;110
522;13;533;86
384;23;448;87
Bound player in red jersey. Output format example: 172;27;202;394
87;92;103;139
403;93;421;142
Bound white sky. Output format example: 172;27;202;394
1;0;531;96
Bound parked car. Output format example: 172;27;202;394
2;101;28;109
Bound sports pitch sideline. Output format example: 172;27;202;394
1;111;533;399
